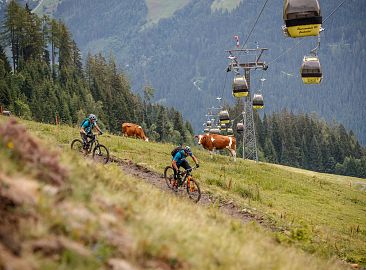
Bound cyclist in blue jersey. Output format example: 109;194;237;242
80;114;103;149
172;146;199;183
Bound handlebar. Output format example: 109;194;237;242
179;166;198;175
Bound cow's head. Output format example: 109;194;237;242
195;134;205;145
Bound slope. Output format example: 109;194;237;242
3;116;365;267
0;117;353;269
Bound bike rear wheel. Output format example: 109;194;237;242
71;139;85;153
93;144;109;164
186;178;201;203
164;166;176;189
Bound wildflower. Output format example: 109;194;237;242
7;141;14;149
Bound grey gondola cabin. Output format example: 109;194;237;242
227;128;234;136
300;56;322;84
283;0;322;38
209;128;221;135
204;128;209;133
220;124;226;131
253;94;264;110
206;120;212;127
232;76;249;98
219;110;230;125
236;123;244;133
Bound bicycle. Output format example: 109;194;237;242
70;134;109;164
164;166;201;203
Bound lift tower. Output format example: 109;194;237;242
226;47;268;162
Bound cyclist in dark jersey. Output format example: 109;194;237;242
172;146;199;182
80;114;103;149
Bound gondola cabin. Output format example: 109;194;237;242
204;128;209;133
253;94;264;110
232;76;249;98
220;124;226;131
227;128;234;136
209;128;221;135
283;0;322;38
219;110;230;125
236;123;244;133
300;56;323;84
206;120;212;127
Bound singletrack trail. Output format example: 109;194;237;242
109;155;278;232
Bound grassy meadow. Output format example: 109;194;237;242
211;0;242;12
145;0;192;24
1;116;365;268
33;0;61;16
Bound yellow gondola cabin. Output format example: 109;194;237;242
283;0;322;38
300;56;323;84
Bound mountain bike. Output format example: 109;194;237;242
164;166;201;203
70;134;109;164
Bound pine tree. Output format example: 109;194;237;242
308;135;323;171
3;0;22;71
264;138;278;163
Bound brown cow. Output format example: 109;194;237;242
122;123;149;142
196;133;236;160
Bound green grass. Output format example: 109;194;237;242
211;0;242;12
1;116;364;268
145;0;192;25
33;0;61;16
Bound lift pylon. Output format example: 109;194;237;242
226;47;268;162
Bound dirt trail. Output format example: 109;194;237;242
109;155;277;231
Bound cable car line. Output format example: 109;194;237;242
323;0;348;23
268;0;349;66
219;71;228;102
241;0;270;50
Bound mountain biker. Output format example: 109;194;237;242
172;146;199;184
80;114;103;149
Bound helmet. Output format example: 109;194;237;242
88;114;97;121
184;146;192;154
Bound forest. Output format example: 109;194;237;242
0;1;194;145
251;110;366;178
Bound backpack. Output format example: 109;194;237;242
171;146;183;157
80;118;89;127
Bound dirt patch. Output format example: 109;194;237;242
109;155;278;231
0;119;68;186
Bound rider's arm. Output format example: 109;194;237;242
80;120;89;134
172;152;181;171
191;154;199;166
172;160;179;171
80;126;86;134
94;124;103;134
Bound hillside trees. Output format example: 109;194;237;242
0;1;193;144
248;110;366;178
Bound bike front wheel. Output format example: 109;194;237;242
71;139;85;154
92;144;109;164
164;166;176;189
187;178;201;203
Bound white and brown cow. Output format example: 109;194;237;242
122;123;149;142
196;133;236;160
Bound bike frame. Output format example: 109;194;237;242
86;135;99;152
179;166;197;187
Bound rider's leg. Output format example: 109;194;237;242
180;160;191;171
172;165;181;190
80;132;88;149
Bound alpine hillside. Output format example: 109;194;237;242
1;115;365;268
